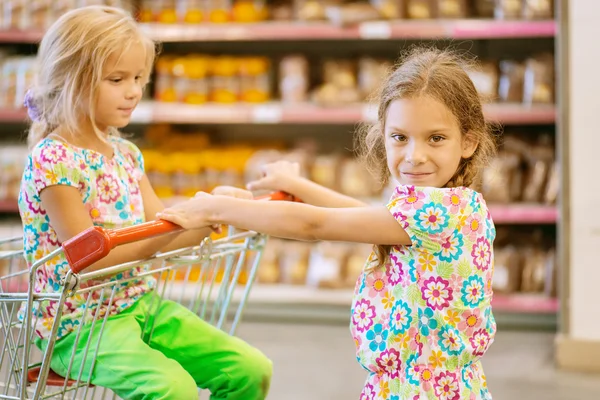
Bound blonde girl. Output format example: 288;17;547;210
19;6;271;399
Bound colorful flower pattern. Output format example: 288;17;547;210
18;137;154;340
351;185;496;399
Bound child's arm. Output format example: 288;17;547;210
40;183;188;273
137;175;215;253
247;161;367;208
157;193;411;246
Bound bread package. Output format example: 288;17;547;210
522;136;554;203
498;60;525;103
468;61;499;101
371;0;406;19
523;0;553;19
407;0;434;18
473;0;495;17
495;0;523;19
435;0;468;18
279;55;309;104
523;53;555;105
492;245;522;293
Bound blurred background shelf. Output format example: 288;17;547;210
0;1;561;334
0;103;557;125
0;200;18;213
132;102;556;125
489;204;558;224
0;20;556;44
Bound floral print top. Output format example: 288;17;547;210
351;185;496;400
18;136;155;340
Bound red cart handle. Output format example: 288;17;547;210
63;191;303;273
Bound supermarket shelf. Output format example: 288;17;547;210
0;108;27;123
0;29;43;43
0;20;555;44
130;102;556;125
0;200;18;213
138;20;556;42
489;204;558;224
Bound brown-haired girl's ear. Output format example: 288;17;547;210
461;132;479;159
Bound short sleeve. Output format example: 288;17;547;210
30;140;82;193
112;137;145;180
387;185;480;253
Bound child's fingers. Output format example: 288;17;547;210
246;176;274;191
156;210;185;227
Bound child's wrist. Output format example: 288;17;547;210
282;175;305;196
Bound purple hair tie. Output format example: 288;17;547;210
23;89;42;122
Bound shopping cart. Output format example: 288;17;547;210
0;191;299;399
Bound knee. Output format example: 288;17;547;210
233;348;273;397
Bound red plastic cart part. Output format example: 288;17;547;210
255;191;302;202
62;191;303;274
27;366;94;387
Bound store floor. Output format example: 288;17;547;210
234;321;600;400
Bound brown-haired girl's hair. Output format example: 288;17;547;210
356;46;498;269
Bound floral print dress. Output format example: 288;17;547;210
351;185;496;400
18;136;155;340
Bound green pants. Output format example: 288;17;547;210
37;292;272;400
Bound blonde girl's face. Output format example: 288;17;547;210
94;41;147;131
383;96;478;188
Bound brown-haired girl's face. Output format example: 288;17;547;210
384;96;478;188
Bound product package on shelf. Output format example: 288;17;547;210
0;53;35;110
255;237;372;289
481;134;557;205
0;145;27;206
151;52;553;109
492;227;557;298
137;0;269;23
1;0;134;30
153;54;272;105
142;125;382;201
0;219;27;291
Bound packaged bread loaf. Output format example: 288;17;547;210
435;0;468;18
407;0;434;18
279;55;309;104
468;61;499;101
495;0;523;19
522;136;554;203
498;60;525;103
492;245;522;293
473;0;495;17
523;53;555;105
325;2;380;26
371;0;406;19
523;0;553;19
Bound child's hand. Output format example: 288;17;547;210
246;160;301;193
211;185;253;199
157;192;219;231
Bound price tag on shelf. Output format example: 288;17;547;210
130;103;153;123
359;22;392;39
251;104;283;124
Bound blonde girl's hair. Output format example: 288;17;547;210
356;46;498;269
26;5;156;148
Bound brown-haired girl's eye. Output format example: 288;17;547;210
392;134;406;142
430;135;445;143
